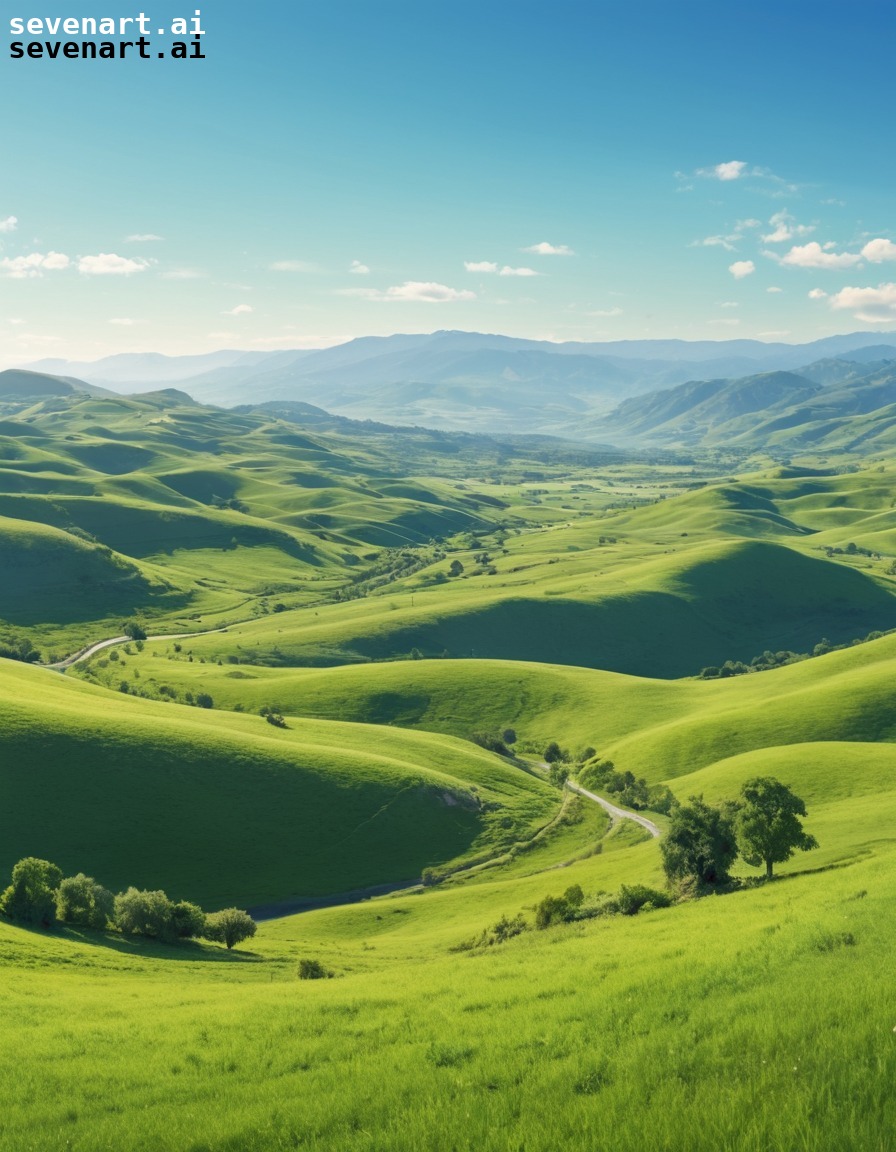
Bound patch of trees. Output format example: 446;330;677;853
578;759;677;815
661;777;818;889
700;630;889;679
0;858;257;950
0;627;41;664
534;882;672;929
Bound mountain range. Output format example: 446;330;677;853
14;330;896;451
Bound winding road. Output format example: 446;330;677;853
45;625;236;671
566;781;662;839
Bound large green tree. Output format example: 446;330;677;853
0;857;63;926
660;796;738;887
736;776;818;879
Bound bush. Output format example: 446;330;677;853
55;873;114;930
114;887;177;941
610;884;671;916
195;693;214;709
265;711;287;729
298;957;332;980
502;728;517;745
0;628;41;664
123;621;147;641
171;901;206;939
470;731;508;755
203;908;257;950
0;857;63;926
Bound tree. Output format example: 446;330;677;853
171;901;206;939
660;796;739;887
203;908;257;950
114;887;177;940
55;873;114;930
448;559;464;577
195;693;214;709
543;741;563;764
0;857;63;926
123;620;147;641
736;776;819;879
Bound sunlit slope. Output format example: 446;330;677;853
154;537;896;676
1;818;894;1151
0;660;553;907
670;741;896;869
109;628;896;787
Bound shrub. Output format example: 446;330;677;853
55;873;114;930
114;887;177;941
610;884;671;916
298;958;332;980
195;693;214;709
265;712;287;729
470;731;508;755
0;857;63;926
123;621;147;641
502;728;517;745
171;901;206;939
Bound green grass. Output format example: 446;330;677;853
0;659;555;908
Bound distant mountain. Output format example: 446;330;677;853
17;331;896;438
602;358;896;451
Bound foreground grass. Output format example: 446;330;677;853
1;844;894;1152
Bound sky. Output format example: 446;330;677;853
1;0;895;363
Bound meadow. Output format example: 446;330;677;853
2;388;896;1149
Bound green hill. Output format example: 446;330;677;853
0;659;554;907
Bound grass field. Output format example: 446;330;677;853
4;395;896;1150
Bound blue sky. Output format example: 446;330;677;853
1;0;894;362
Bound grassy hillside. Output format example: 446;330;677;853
0;660;555;907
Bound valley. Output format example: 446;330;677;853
2;346;896;1151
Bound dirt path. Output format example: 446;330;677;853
45;625;238;671
566;780;661;838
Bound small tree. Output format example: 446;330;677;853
203;908;257;950
114;887;177;940
543;741;563;764
123;621;147;641
660;796;739;888
736;776;819;879
502;728;517;746
195;693;214;709
0;857;63;926
448;560;464;577
56;873;114;930
171;901;207;939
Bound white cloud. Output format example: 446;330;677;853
224;304;253;316
126;233;163;242
808;288;828;300
464;260;498;273
7;318;25;325
161;268;204;280
79;253;148;276
736;218;762;230
349;260;370;275
766;286;783;293
758;329;791;338
827;283;896;323
720;301;739;308
704;160;748;181
588;307;623;317
0;251;70;278
762;210;814;244
270;260;316;272
708;318;741;326
523;242;574;255
339;281;475;303
729;260;755;279
779;242;861;269
0;216;18;234
691;234;739;251
109;317;136;325
499;265;538;277
861;238;896;263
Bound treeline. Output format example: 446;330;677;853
0;858;256;950
700;630;889;680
